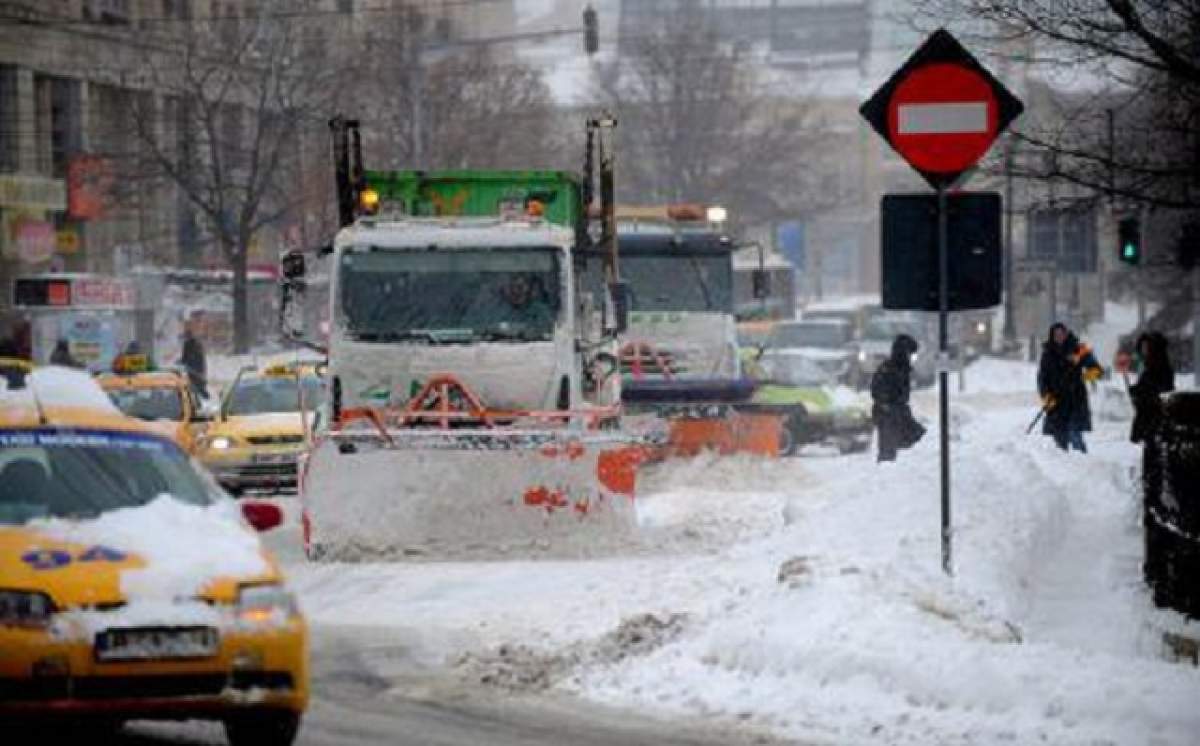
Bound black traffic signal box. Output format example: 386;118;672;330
881;192;1002;311
1117;216;1141;266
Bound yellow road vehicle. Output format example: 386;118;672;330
0;367;308;744
97;361;209;454
196;364;321;496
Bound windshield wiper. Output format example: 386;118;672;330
478;326;550;342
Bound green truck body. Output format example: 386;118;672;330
363;170;585;229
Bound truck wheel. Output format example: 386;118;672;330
224;710;301;746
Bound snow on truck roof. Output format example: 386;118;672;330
338;216;574;250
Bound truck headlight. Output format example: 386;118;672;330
236;583;298;624
857;350;867;363
0;589;55;628
975;321;988;335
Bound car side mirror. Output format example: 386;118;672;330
606;280;630;335
241;501;283;532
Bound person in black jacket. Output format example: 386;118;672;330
1129;332;1175;445
179;325;209;400
870;334;925;462
49;338;81;368
1037;323;1103;453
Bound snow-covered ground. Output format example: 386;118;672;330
284;354;1200;745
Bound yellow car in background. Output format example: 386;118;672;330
196;364;322;496
97;364;209;454
0;367;308;744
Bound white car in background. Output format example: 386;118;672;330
856;314;938;388
763;319;861;387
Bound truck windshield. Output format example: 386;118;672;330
621;254;732;313
339;247;561;342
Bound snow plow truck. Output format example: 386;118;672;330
280;116;644;560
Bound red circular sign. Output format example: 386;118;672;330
887;63;999;175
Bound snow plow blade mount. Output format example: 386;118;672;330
301;428;643;561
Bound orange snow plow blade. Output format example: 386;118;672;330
665;413;782;458
300;377;646;560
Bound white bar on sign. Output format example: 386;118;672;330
897;102;988;134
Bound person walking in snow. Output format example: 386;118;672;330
1037;323;1103;453
870;334;925;463
179;323;209;400
49;338;81;368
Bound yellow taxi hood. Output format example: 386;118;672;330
211;412;311;439
0;498;280;610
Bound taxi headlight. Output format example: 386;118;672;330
236;583;298;624
207;436;234;451
0;589;55;628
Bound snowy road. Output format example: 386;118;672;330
80;357;1200;745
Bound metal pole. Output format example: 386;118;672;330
937;184;952;576
1003;135;1016;348
1193;269;1200;381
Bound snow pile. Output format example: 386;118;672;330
29;366;121;414
35;496;268;599
292;356;1200;744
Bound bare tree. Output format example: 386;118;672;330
593;7;839;228
357;9;560;171
911;0;1200;343
117;2;347;352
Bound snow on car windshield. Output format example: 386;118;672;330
107;387;184;421
224;376;321;417
0;430;217;525
339;247;561;342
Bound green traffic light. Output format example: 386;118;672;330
1123;243;1136;259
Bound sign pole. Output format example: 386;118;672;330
937;184;952;576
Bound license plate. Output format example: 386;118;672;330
95;626;219;662
252;452;296;464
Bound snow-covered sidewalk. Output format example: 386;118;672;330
289;357;1200;745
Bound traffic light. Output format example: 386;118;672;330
583;4;598;55
1118;216;1141;265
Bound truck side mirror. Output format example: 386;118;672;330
606;280;630;335
752;269;771;299
281;250;306;280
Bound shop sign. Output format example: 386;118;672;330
0;174;67;211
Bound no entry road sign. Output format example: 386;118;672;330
861;29;1023;188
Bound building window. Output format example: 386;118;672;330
163;0;192;20
337;0;353;13
0;66;18;173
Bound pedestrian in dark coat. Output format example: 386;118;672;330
1129;332;1175;445
179;326;209;399
870;334;925;462
1037;323;1103;453
49;338;81;368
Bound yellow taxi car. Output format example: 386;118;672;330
97;358;209;454
0;367;308;744
196;364;322;496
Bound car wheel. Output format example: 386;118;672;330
778;424;797;457
224;710;301;746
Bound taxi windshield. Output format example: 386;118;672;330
107;387;184;421
225;376;322;417
0;430;218;525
